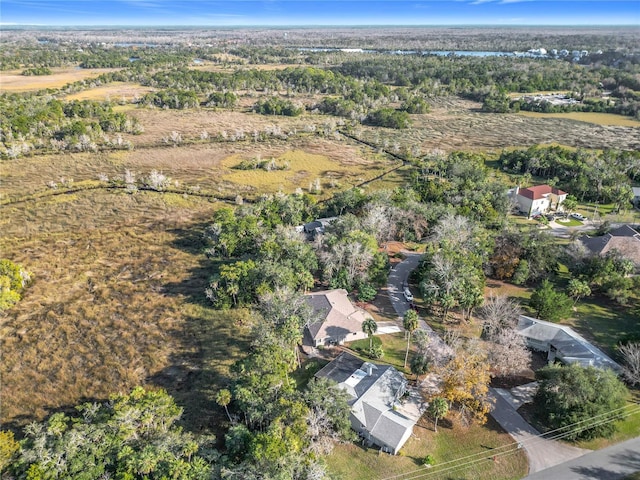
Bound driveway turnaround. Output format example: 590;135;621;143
523;436;640;480
488;388;590;474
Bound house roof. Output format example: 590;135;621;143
578;225;640;266
305;289;372;342
516;315;620;371
315;352;419;452
518;185;567;201
632;187;640;198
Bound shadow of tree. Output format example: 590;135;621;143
144;219;252;440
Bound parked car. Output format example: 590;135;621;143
403;288;413;302
545;214;556;221
570;213;585;220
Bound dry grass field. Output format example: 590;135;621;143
0;133;396;430
64;82;156;101
124;108;317;146
0;189;251;432
0;136;395;203
355;97;640;153
517;111;640;127
0;67;120;92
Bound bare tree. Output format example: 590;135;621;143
487;328;532;377
619;342;640;386
479;294;522;338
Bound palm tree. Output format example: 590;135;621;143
428;397;449;433
403;310;419;368
216;389;232;423
362;318;378;350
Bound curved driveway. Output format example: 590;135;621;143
387;252;452;360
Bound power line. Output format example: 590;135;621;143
379;403;640;480
393;406;640;480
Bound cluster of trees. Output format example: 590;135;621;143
568;248;639;305
0;259;31;311
364;108;411;129
534;364;628;440
418;214;485;322
499;146;639;207
0;95;142;158
253;97;304;116
140;89;200;109
219;291;354;478
3;387;218;479
411;150;512;224
21;66;52;76
516;96;640;119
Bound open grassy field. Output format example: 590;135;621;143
354;97;640;153
125;108;319;146
517;111;640;128
63;82;156;101
0;188;251;433
0;67;120;92
326;415;528;480
0;136;397;202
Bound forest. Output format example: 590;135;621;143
1;26;640;480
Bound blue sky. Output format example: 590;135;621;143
2;1;639;26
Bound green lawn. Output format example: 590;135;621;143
326;416;528;480
347;332;414;375
562;296;640;357
554;217;583;227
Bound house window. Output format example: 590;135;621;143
353;332;357;336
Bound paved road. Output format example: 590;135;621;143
488;388;589;475
523;436;640;480
387;252;452;360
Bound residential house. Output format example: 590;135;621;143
304;289;371;347
514;185;568;218
516;315;620;372
578;224;640;270
315;351;422;454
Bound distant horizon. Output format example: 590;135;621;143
2;1;639;27
3;24;638;28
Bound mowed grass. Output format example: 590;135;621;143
0;67;120;92
517;111;640;127
0;188;250;434
347;332;414;375
64;82;156;101
326;415;528;480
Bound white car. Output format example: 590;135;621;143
570;213;585;220
403;288;414;302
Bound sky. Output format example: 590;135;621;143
1;0;639;26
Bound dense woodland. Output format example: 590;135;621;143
1;29;640;479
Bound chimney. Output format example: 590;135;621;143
366;364;373;376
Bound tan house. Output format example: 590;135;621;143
515;185;568;218
578;225;640;270
304;289;371;347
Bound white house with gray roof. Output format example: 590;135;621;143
516;315;620;372
315;351;423;454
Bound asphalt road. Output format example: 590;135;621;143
523;436;640;480
387;252;452;360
